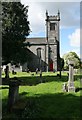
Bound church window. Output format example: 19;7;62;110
50;23;56;31
37;48;41;58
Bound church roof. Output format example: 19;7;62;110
25;37;47;44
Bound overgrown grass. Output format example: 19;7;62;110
1;72;82;119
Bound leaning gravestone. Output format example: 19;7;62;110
68;60;75;92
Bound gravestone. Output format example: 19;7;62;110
36;68;38;74
5;65;9;78
68;61;75;92
40;70;42;83
62;83;68;92
7;78;20;112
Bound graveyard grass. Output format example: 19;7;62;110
1;72;82;119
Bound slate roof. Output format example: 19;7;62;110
25;37;47;44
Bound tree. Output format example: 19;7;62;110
2;2;30;64
63;52;80;69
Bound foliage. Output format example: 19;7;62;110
2;2;30;64
80;60;82;69
63;52;80;69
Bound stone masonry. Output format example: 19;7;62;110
22;11;60;72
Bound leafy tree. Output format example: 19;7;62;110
63;52;80;69
2;2;30;64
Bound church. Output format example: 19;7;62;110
22;11;61;72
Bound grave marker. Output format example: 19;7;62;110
5;65;9;78
68;60;75;92
7;78;20;112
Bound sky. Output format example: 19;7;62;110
21;0;81;58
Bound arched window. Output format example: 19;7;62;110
37;48;41;58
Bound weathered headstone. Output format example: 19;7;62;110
36;68;38;74
7;78;20;112
62;83;68;92
40;70;42;83
5;65;9;78
68;61;75;92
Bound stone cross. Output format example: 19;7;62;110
68;60;75;92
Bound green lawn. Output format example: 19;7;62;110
1;72;82;119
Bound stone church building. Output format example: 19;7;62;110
22;11;60;72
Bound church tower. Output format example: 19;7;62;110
46;10;60;72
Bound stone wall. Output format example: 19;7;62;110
22;44;47;72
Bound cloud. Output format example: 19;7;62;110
37;2;80;28
27;3;45;33
68;29;80;47
21;0;81;3
21;2;80;36
21;2;45;35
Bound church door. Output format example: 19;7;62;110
49;60;53;71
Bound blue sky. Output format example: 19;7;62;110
60;27;80;57
21;1;80;58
